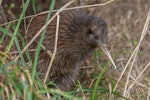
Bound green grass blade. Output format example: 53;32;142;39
17;31;32;65
32;0;37;14
0;23;12;44
6;0;30;52
32;0;55;79
38;89;82;100
90;64;108;100
0;27;26;66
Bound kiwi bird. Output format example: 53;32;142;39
23;10;108;91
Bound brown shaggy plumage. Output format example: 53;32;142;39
3;10;108;91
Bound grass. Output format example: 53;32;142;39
32;0;55;80
0;0;150;100
90;62;108;100
6;0;30;52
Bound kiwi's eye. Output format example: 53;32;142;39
87;29;93;35
94;35;99;39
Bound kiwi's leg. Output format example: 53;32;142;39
54;67;79;91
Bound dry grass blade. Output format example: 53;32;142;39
0;0;2;5
147;89;150;100
127;61;150;94
44;14;60;83
124;10;150;97
130;75;150;89
42;14;60;99
9;83;17;100
14;0;75;61
114;10;150;92
0;0;115;27
44;83;51;99
99;46;117;69
0;83;9;99
25;69;33;86
55;0;115;11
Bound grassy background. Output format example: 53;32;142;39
0;0;150;100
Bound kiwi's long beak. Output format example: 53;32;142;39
98;44;117;69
